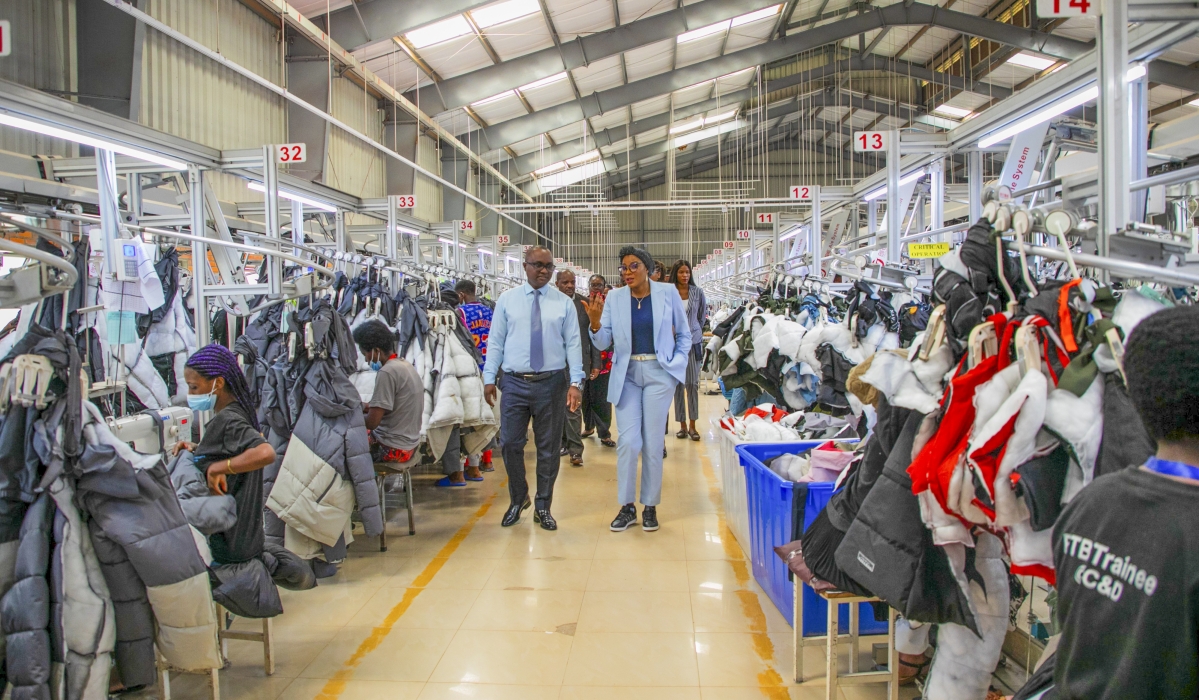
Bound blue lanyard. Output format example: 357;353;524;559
1144;457;1199;481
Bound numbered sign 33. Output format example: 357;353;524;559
1035;0;1095;16
455;220;475;232
790;185;814;200
275;143;307;163
395;195;416;208
735;230;751;240
756;212;774;225
853;131;888;152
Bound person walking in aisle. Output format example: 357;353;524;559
556;269;601;467
585;246;690;532
484;246;584;530
457;279;496;473
669;260;707;441
582;274;616;448
651;261;666;282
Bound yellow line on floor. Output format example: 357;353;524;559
314;486;501;700
699;449;790;700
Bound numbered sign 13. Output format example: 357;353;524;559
853;131;888;152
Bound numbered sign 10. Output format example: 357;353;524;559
756;212;774;225
790;185;814;200
496;234;510;245
722;241;736;249
455;220;475;232
853;131;888;152
274;143;307;163
1035;0;1095;16
735;230;751;240
395;195;416;208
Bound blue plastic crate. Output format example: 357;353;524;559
735;441;887;637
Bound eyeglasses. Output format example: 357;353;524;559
618;262;643;274
524;261;555;272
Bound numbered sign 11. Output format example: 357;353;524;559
1035;0;1095;16
756;212;774;225
853;131;888;152
790;185;814;200
735;230;751;240
496;234;510;245
274;143;307;163
395;195;416;208
455;220;475;232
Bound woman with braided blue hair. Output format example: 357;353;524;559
172;343;276;564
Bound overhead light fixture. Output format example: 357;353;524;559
1007;52;1057;71
519;72;568;92
565;149;600;166
396;226;421;237
534;161;566;175
862;170;925;201
673;119;744;147
670;117;704;134
472;89;516;107
405;15;473;48
470;0;540;28
731;4;782;27
438;237;469;248
247;181;337;212
538;160;606;192
1190;98;1199;107
0;113;188;170
978;64;1146;149
778;227;800;241
477;247;494;254
704;109;739;126
678;20;730;44
934;104;974;120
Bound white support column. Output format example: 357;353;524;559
190;165;210;346
291;198;304;259
886;131;901;263
262;145;282;298
931;159;945;238
1130;71;1149;222
809;186;822;276
386;195;399;288
96;149;122;280
334;210;348;275
1098;0;1129;265
127;173;142;228
969;150;983;223
867;199;877;246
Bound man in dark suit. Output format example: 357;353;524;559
557;269;601;466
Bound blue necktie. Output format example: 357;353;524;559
529;288;544;371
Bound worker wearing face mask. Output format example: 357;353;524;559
352;320;437;471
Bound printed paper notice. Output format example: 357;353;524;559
908;242;950;259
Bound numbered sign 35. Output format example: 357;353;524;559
756;212;774;225
496;234;510;245
395;195;416;208
274;143;307;163
722;241;736;249
455;220;475;232
0;21;10;57
853;131;888;152
790;185;814;200
1035;0;1095;16
735;230;751;240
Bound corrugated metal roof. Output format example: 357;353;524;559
487;14;557;61
547;0;616;41
548;120;590;143
522;75;578;110
676;32;726;69
624;39;676;81
472;93;530;123
589;109;629;131
574;56;626;95
420;36;496;79
724;14;777;53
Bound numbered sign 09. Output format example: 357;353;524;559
722;241;736;249
853;131;887;152
274;143;307;163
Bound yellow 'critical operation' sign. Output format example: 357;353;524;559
908;242;950;259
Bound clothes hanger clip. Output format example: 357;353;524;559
1015;323;1042;376
968;320;998;368
917;304;948;362
1104;327;1129;387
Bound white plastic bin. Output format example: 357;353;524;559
717;425;751;552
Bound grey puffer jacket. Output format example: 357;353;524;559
166;450;236;536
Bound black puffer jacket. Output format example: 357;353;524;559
2;492;53;700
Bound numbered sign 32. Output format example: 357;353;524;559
1035;0;1095;16
496;234;510;245
455;220;475;232
274;143;307;164
735;230;751;240
853;131;888;152
790;185;814;200
756;212;774;225
395;195;416;208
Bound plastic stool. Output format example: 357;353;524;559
792;584;898;700
374;457;418;551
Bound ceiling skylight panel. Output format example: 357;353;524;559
471;0;541;27
405;15;473;48
520;72;568;91
934;104;973;119
472;90;517;106
678;19;730;43
1007;52;1056;71
670;116;704;134
730;4;781;27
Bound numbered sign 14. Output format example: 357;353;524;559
756;212;774;225
395;195;416;208
790;185;814;200
735;230;751;240
853;131;887;152
275;143;307;163
1035;0;1094;16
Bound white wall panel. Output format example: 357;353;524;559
414;134;443;223
0;0;76;156
325;75;386;200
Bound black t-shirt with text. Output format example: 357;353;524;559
195;402;267;564
1051;467;1199;699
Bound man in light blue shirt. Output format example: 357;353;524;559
483;246;584;530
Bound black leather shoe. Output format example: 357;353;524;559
501;498;531;527
532;508;557;530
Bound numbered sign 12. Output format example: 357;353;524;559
496;234;510;245
735;230;751;240
853;131;888;152
275;143;307;163
1035;0;1095;17
395;195;416;208
455;220;475;232
790;185;814;200
756;212;774;225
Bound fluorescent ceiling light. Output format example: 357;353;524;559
934;104;973;119
978;65;1146;149
673;119;744;147
472;89;516;106
778;226;801;241
538;160;606;192
534;161;566;175
863;170;925;201
519;72;568;92
247;181;337;212
1007;52;1056;71
565;149;600;166
470;0;540;28
719;67;757;81
0;113;188;170
477;247;493;254
405;15;472;48
670;117;704;134
438;237;469;248
731;4;782;27
704;109;739;126
396;226;421;237
678;20;730;43
1190;98;1199;107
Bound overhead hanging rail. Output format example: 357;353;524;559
0;215;81;308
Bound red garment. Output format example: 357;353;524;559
378;447;415;463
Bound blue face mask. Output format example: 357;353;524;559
370;360;383;372
188;387;217;412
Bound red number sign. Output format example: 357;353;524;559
790;185;813;200
395;195;416;208
853;131;887;152
756;212;774;224
275;143;307;163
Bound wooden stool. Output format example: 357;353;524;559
216;604;275;676
792;584;898;700
156;650;220;700
374;457;418;551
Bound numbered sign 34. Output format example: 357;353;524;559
274;143;307;163
735;230;751;240
756;212;774;225
853;131;888;152
790;185;814;200
395;195;416;208
455;220;475;232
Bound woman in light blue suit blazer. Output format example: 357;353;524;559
585;247;691;533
